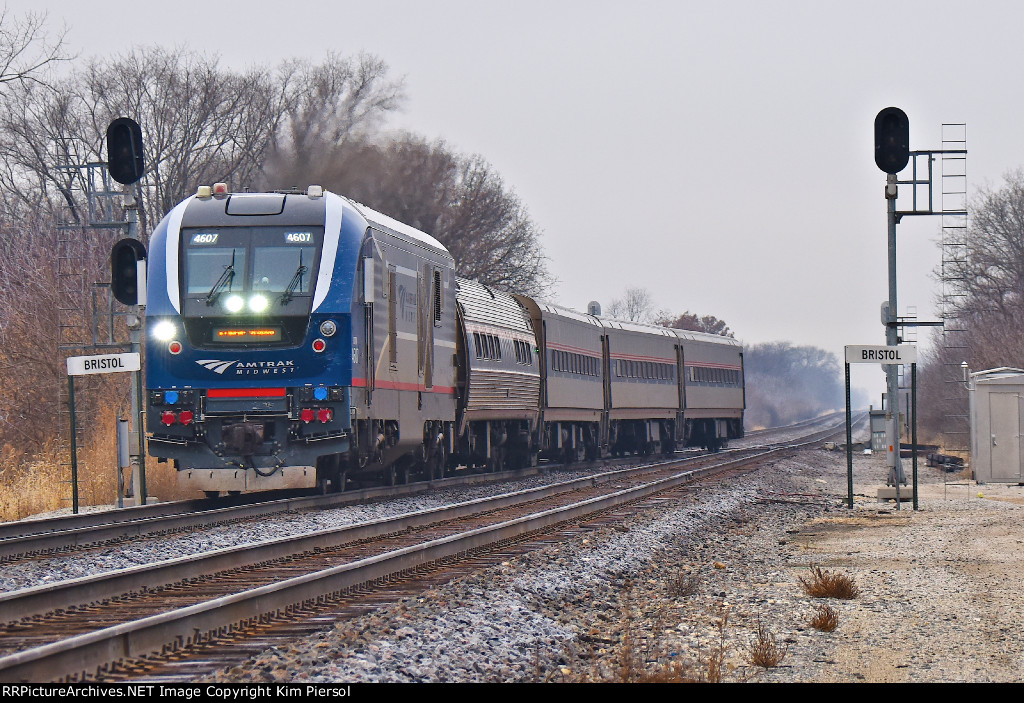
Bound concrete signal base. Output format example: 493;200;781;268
877;487;914;502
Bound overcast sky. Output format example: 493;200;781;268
12;0;1024;399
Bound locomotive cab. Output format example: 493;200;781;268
145;188;358;493
145;187;458;496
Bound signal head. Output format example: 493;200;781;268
106;117;145;185
110;238;147;305
874;107;910;174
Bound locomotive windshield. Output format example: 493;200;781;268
253;245;315;299
179;225;325;346
183;227;323;303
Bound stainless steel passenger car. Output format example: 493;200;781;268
515;297;605;461
601;319;683;455
514;297;746;460
454;278;540;470
672;329;745;450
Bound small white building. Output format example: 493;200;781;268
970;368;1024;484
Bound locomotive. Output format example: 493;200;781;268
143;186;744;495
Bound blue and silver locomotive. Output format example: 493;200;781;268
145;185;456;494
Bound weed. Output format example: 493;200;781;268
702;606;729;682
799;565;860;599
809;604;840;632
747;616;787;669
668;570;701;598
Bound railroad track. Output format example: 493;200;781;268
743;410;851;438
0;414;853;564
0;416;860;682
0;463;572;563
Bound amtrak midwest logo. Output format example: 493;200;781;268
196;359;297;375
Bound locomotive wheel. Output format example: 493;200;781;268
566;443;585;463
430;448;446;480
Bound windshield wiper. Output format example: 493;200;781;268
205;249;236;305
280;250;308;305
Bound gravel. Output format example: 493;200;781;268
202;446;1024;683
0;461;666;592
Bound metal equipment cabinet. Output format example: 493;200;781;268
970;368;1024;484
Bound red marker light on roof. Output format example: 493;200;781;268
213;182;228;196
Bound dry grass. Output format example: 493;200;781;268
747;616;787;669
702;607;730;683
0;440;66;520
0;402;184;521
624;606;731;683
799;566;860;599
809;603;840;632
569;584;737;683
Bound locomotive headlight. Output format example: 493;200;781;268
152;320;177;341
225;295;244;313
319;320;337;337
249;295;269;313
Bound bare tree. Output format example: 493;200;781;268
943;169;1024;322
0;214;126;448
0;49;402;231
0;10;69;89
0;78;89;221
81;47;294;228
262;52;405;189
435;153;553;296
607;287;656;322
